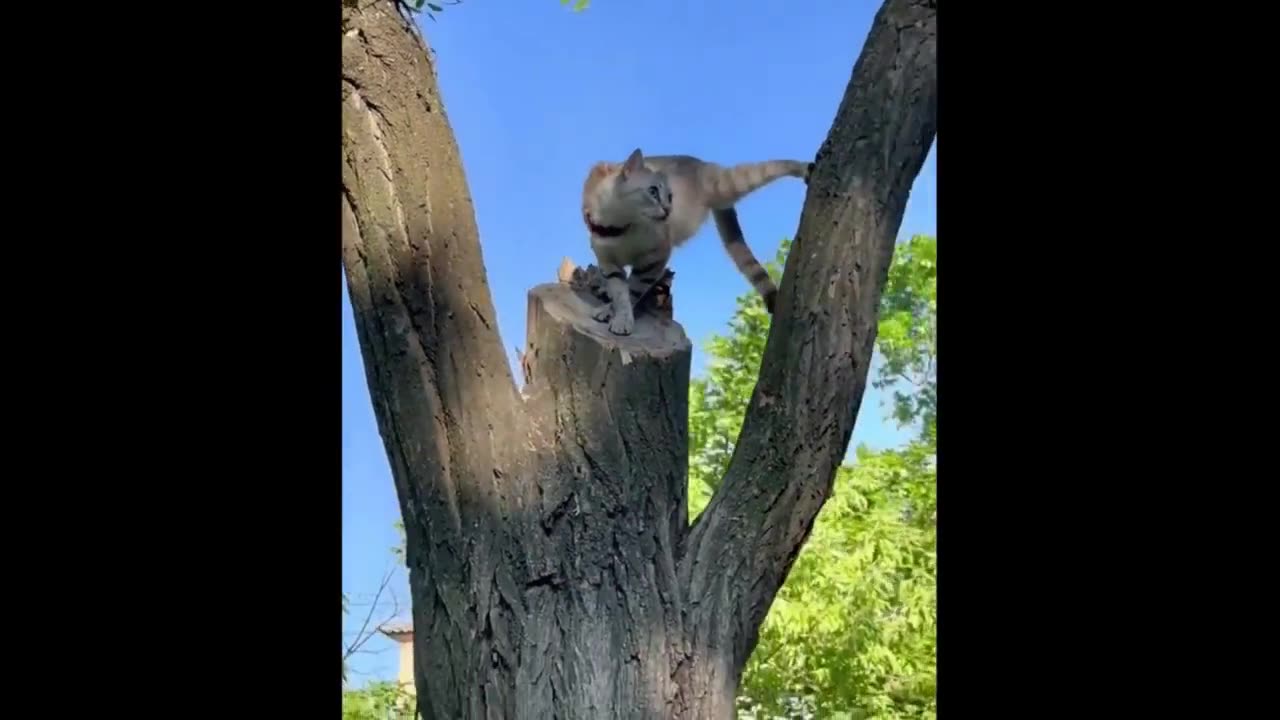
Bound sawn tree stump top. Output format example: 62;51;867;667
526;281;691;364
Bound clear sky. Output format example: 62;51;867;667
342;0;936;684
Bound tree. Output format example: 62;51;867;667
340;0;937;716
691;238;937;719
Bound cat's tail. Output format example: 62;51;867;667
702;159;812;209
713;207;778;313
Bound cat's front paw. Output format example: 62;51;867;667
608;308;635;336
592;304;613;323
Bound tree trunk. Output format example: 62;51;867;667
341;1;937;718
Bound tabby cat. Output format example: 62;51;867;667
581;147;811;335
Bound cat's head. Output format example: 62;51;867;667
607;148;672;223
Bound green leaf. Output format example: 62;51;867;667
427;2;443;11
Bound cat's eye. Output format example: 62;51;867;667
648;186;661;200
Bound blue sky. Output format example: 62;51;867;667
343;0;936;684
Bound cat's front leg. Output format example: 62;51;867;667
592;260;634;335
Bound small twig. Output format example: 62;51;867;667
352;646;393;657
342;566;402;662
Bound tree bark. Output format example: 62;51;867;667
341;1;937;718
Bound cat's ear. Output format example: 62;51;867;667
620;148;645;177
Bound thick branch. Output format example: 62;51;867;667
680;0;938;675
341;2;525;714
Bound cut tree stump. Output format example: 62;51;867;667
523;262;688;396
507;272;694;716
519;260;680;389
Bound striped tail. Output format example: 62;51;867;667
712;207;778;313
703;159;812;209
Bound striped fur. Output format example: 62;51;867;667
582;148;810;335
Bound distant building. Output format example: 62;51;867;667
378;621;416;695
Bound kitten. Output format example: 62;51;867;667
582;148;811;335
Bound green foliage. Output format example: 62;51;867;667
738;436;936;719
400;0;459;22
871;235;936;435
404;0;588;17
342;681;417;720
688;236;938;719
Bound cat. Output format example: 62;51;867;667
581;147;811;335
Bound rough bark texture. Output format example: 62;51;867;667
341;1;936;718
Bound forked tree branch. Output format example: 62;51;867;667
678;0;938;669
